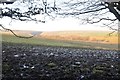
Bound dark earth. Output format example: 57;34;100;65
2;42;120;80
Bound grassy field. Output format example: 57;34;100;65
1;30;118;50
40;31;118;44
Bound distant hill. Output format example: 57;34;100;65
1;30;43;36
40;31;118;44
1;30;118;44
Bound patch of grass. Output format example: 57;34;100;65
2;34;118;50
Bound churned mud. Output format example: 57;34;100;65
2;42;120;80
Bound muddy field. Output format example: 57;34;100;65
2;42;120;80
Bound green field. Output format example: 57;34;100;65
1;34;118;50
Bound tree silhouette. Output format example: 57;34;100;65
0;0;119;38
56;0;120;35
57;0;120;21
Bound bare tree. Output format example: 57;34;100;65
0;0;120;38
56;0;120;35
59;0;120;20
0;0;57;38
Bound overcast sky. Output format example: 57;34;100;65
0;16;113;31
0;0;118;31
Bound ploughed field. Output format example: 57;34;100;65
2;42;120;80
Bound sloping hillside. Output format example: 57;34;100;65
40;31;118;44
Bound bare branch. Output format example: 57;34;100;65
57;7;107;15
106;2;120;21
103;23;118;31
0;24;35;39
86;18;117;24
1;7;45;23
108;31;116;36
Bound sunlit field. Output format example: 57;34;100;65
40;31;118;44
1;30;118;50
2;30;120;80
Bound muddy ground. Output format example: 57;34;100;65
2;42;120;80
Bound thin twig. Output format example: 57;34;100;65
0;24;34;39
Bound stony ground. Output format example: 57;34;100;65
2;42;120;80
